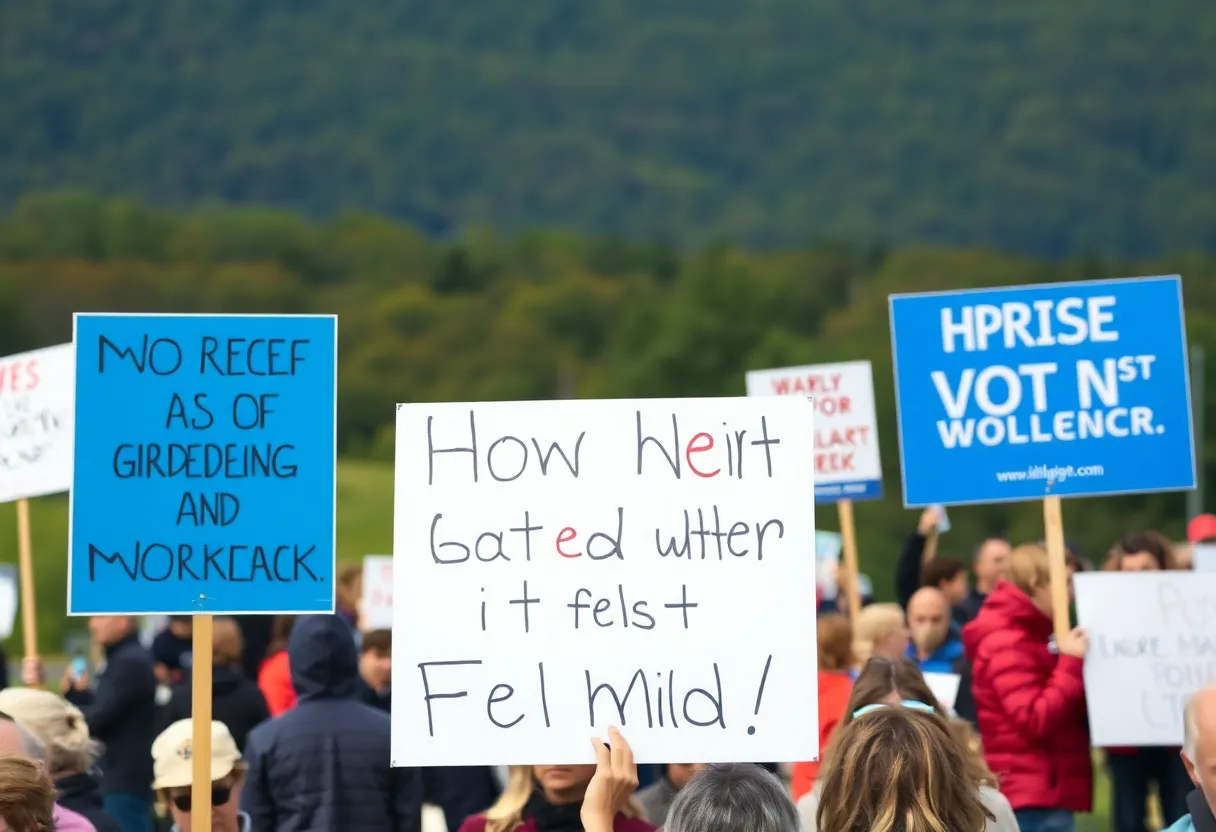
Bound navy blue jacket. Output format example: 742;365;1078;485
241;615;423;832
65;634;157;796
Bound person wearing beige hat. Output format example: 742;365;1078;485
151;720;249;832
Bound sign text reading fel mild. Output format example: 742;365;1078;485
889;276;1195;506
69;313;338;615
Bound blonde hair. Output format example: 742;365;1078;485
0;689;100;775
482;766;645;832
852;603;904;665
0;755;56;831
1007;543;1050;595
816;707;992;832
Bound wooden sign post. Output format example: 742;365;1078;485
1043;496;1071;642
191;615;214;832
15;499;38;674
837;499;862;621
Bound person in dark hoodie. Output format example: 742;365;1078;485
156;616;271;752
0;688;121;832
240;614;423;831
24;615;158;832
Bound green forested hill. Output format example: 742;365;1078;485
3;1;1215;256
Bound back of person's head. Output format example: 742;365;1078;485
267;614;297;657
816;707;991;832
920;557;964;589
852;603;903;664
287;614;358;699
1007;543;1050;595
0;691;98;776
666;764;798;832
817;614;854;672
0;755;56;832
212;617;245;668
824;657;997;788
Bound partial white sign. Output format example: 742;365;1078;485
391;397;818;766
0;344;74;504
1075;572;1216;746
745;360;882;502
362;555;394;630
924;672;961;712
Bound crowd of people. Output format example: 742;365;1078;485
0;527;1210;832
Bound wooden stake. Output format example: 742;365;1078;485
837;498;862;621
1043;496;1071;643
191;614;214;832
16;499;38;667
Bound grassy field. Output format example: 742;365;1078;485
0;458;395;654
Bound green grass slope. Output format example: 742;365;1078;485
3;1;1216;256
0;459;394;654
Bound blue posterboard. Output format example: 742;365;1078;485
69;314;338;614
889;276;1195;506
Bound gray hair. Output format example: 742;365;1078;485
666;764;799;832
1185;693;1200;760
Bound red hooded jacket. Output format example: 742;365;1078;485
961;580;1092;812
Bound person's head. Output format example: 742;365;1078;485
168;616;193;638
665;764;797;832
484;766;645;832
0;756;56;832
816;707;992;832
0;689;99;777
1114;530;1177;572
822;657;997;788
267;615;296;657
359;629;392;692
973;536;1011;593
1183;684;1216;812
152;719;245;832
336;565;362;614
816;614;854;672
852;603;909;664
88;615;136;647
921;557;969;605
212;618;244;669
287;615;358;701
1007;543;1054;616
906;587;951;656
664;763;705;791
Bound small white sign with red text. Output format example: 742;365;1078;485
362;555;394;630
0;344;74;504
745;360;883;502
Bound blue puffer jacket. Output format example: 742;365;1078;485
241;615;423;832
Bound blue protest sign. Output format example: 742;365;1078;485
889;276;1195;506
69;314;338;614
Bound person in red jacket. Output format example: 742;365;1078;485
257;615;297;716
962;542;1091;832
790;613;855;801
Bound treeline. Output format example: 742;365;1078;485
3;191;1215;583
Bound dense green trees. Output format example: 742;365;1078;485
3;1;1216;256
2;191;1213;595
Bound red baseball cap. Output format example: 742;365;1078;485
1188;513;1216;543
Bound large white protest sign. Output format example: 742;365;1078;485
362;555;394;630
1075;571;1216;746
1193;544;1216;573
0;344;73;504
390;397;818;766
746;361;882;502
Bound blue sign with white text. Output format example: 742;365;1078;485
889;276;1195;506
69;314;338;614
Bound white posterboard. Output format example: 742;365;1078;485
0;564;16;640
390;397;818;765
745;360;882;502
924;672;961;712
0;344;74;504
1075;571;1216;746
1193;544;1216;573
362;555;394;630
